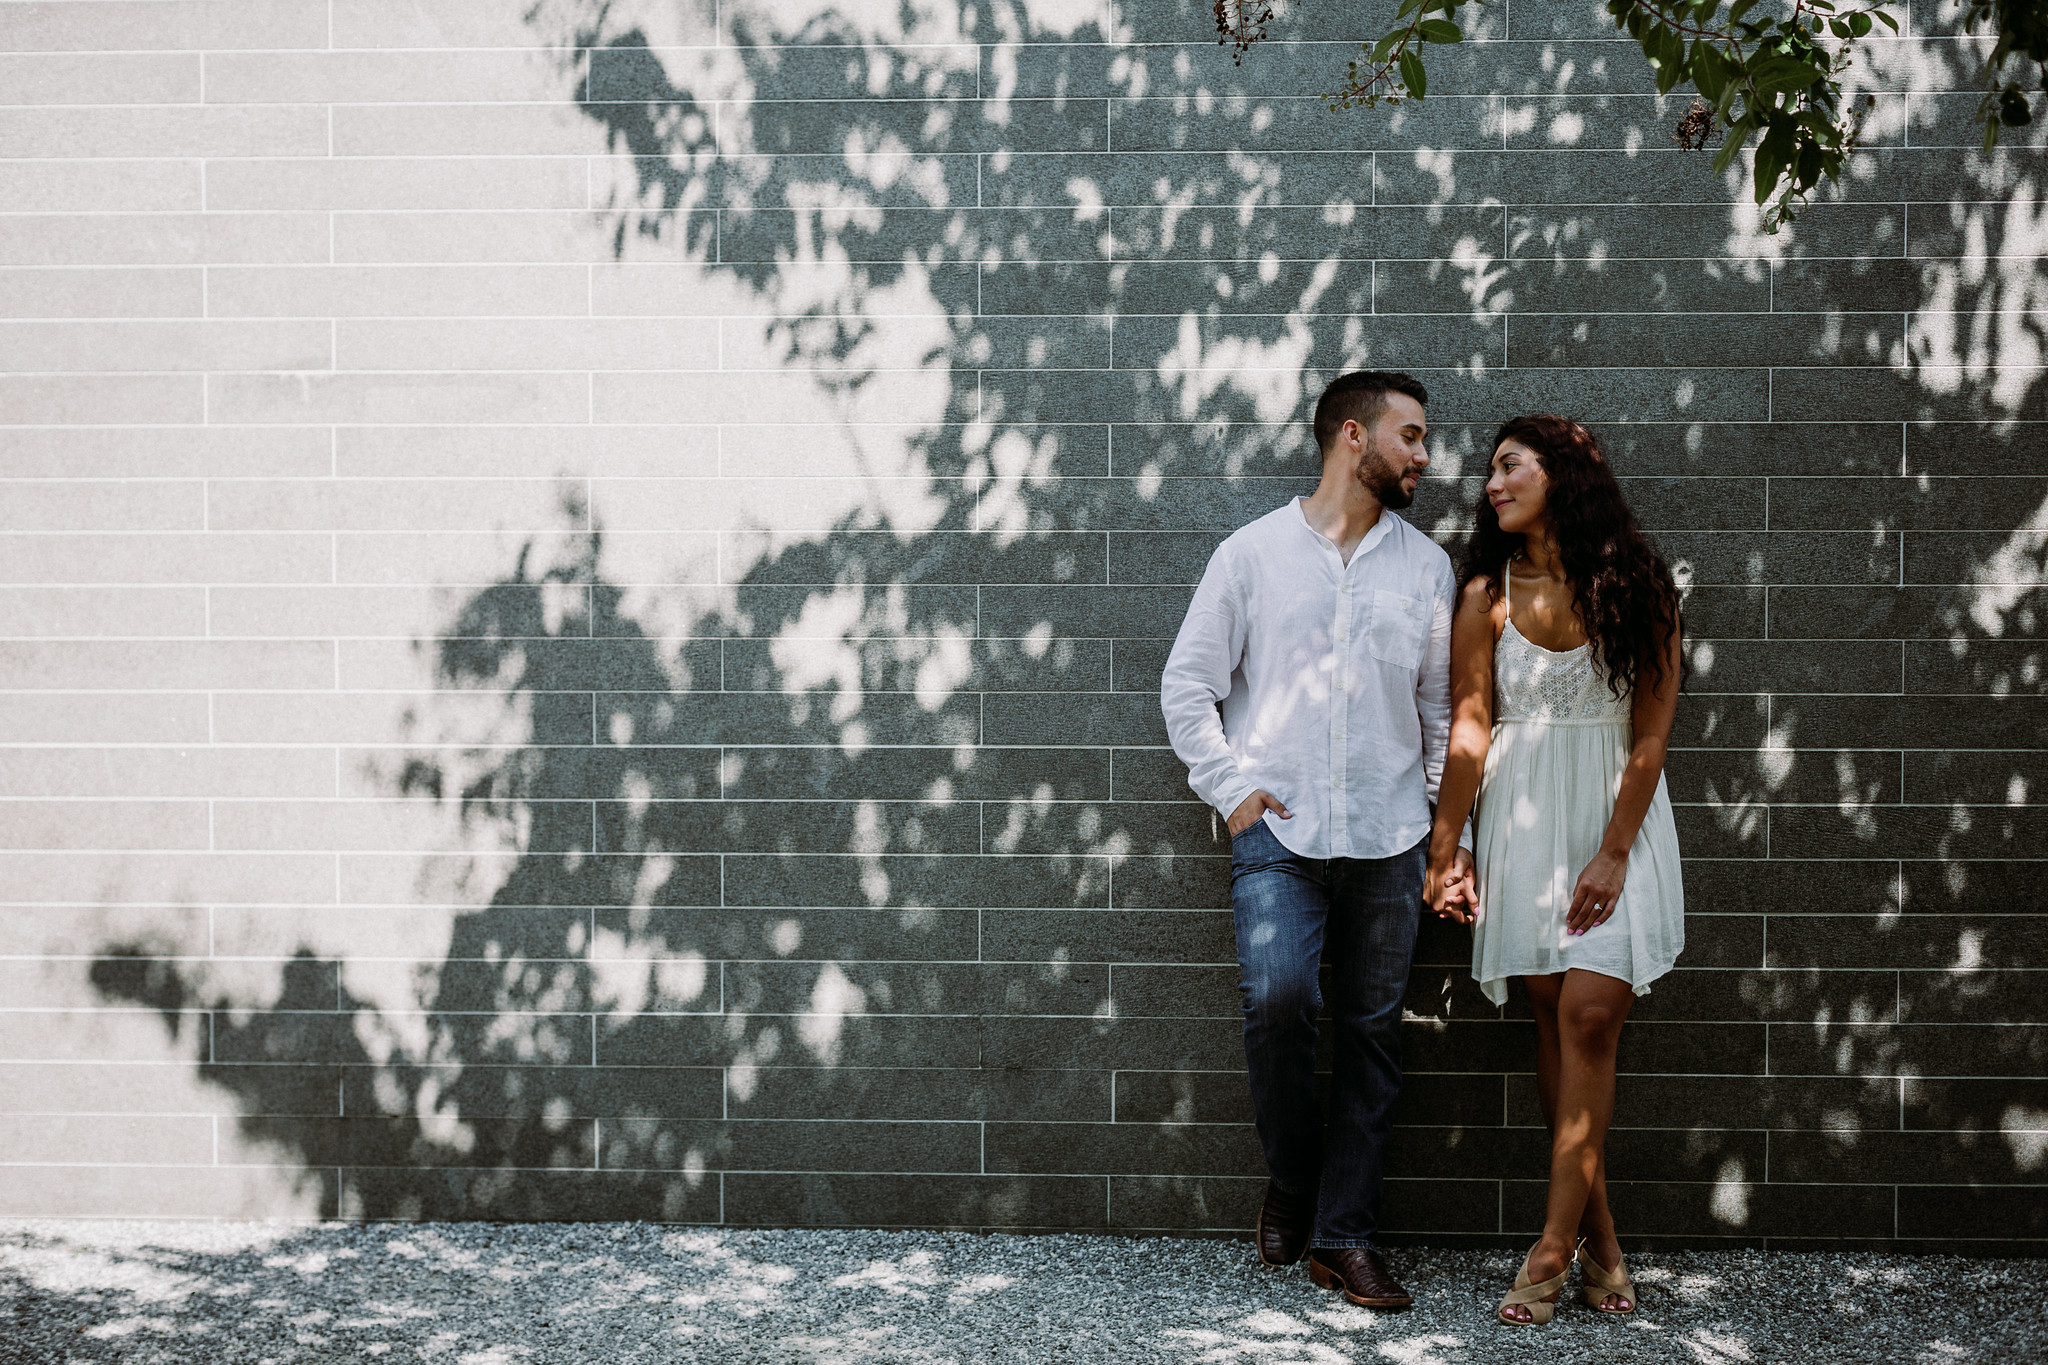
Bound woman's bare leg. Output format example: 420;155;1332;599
1525;974;1622;1280
1503;970;1635;1321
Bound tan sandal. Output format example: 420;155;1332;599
1576;1242;1637;1314
1496;1243;1570;1326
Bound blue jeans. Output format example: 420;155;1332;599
1229;818;1426;1249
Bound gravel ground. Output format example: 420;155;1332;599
2;1221;2042;1364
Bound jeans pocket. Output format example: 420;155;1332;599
1228;815;1274;865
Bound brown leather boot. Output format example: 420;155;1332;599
1254;1180;1315;1267
1307;1247;1414;1308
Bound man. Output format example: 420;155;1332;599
1161;370;1471;1308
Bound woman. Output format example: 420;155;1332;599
1425;415;1685;1326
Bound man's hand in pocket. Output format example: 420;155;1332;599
1227;791;1291;836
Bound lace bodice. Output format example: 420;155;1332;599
1494;571;1632;725
1495;624;1631;724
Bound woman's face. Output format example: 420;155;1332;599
1486;438;1549;537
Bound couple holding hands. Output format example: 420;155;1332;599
1162;370;1685;1326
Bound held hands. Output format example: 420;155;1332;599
1425;847;1477;923
1227;790;1291;836
1567;848;1628;935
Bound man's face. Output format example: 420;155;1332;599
1350;393;1429;509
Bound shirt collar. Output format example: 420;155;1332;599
1293;497;1400;561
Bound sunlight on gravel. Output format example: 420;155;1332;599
2;1222;2042;1364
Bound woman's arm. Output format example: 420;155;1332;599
1566;609;1683;934
1426;576;1498;922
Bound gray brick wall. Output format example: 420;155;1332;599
0;0;2041;1249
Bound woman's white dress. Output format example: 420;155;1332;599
1470;575;1685;1006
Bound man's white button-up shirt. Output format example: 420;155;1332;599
1161;497;1466;860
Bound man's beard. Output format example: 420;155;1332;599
1356;436;1416;509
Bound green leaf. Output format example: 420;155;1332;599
1693;44;1729;102
1727;0;1759;25
1641;25;1665;77
1418;18;1463;42
1795;138;1822;189
1828;17;1850;37
1874;9;1898;32
1399;50;1427;98
1711;117;1750;174
1397;0;1426;18
1659;24;1688;91
1848;11;1872;36
1753;142;1781;203
1750;56;1826;97
1371;30;1404;61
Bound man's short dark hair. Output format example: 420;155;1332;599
1312;370;1428;456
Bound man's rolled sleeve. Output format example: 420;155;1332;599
1161;549;1256;820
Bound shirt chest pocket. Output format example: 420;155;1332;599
1368;589;1429;669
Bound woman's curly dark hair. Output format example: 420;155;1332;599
1461;414;1682;700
